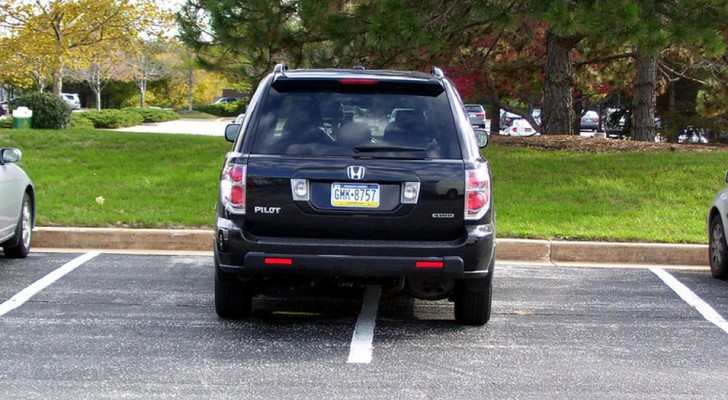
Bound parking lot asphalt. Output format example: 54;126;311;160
1;252;727;399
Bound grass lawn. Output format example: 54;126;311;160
2;128;727;243
1;129;230;229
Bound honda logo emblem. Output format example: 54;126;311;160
347;165;366;180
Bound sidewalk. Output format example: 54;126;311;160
111;118;234;136
31;227;709;268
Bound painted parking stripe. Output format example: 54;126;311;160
347;285;381;364
0;251;101;317
650;267;728;334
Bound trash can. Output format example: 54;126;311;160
12;106;32;129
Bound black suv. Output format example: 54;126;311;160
215;65;494;325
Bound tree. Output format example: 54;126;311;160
627;0;725;141
127;40;167;108
0;0;170;95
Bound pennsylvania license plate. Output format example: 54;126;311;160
331;183;380;208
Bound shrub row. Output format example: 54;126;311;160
193;101;246;117
0;117;12;129
123;108;180;123
81;109;144;129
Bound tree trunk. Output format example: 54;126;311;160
543;31;580;135
52;72;63;96
632;50;657;142
96;91;102;111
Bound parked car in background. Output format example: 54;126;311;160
678;125;709;144
500;110;522;127
580;110;600;131
213;97;240;105
465;104;486;129
61;93;81;110
0;148;35;258
501;118;538;137
708;171;728;279
0;97;20;116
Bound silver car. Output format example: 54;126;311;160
0;148;35;258
708;171;728;279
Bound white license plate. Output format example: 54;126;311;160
331;183;380;208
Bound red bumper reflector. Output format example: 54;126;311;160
416;261;444;269
265;258;293;265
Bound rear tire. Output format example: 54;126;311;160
214;268;253;319
454;263;493;326
709;216;728;280
3;193;33;259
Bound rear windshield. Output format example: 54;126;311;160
465;105;483;113
249;80;461;159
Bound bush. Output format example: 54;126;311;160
17;92;72;129
0;117;12;129
193;100;247;117
124;108;180;123
82;109;144;129
69;113;95;130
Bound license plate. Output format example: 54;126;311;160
524;128;532;132
331;183;380;208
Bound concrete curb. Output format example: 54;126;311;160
32;227;709;267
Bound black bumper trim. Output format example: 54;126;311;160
219;252;466;278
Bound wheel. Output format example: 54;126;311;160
454;263;493;326
709;216;728;280
3;193;33;259
214;267;253;319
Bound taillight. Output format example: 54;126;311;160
476;113;485;119
339;78;378;85
221;163;246;214
465;166;490;220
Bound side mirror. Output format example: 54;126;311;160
474;129;489;148
225;124;241;143
0;148;21;164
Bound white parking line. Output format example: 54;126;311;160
650;267;728;334
347;285;381;364
0;251;101;317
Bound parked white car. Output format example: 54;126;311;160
501;118;539;137
0;148;35;258
61;93;81;110
708;171;728;279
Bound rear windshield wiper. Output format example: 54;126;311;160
353;143;428;153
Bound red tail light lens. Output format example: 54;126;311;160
465;166;490;220
221;162;246;214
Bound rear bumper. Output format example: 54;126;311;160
215;217;495;280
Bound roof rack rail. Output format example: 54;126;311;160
430;66;444;78
273;63;288;74
352;65;365;70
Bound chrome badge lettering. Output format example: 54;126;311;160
432;213;455;219
254;206;281;214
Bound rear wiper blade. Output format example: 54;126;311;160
353;143;428;153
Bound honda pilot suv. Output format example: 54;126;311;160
215;65;495;325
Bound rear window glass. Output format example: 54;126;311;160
465;105;483;113
249;81;461;159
